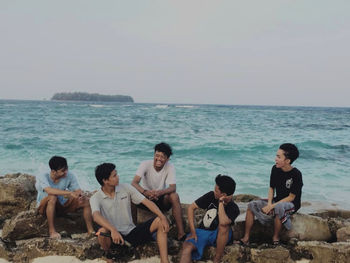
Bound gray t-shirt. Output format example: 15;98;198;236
90;183;145;235
136;160;176;190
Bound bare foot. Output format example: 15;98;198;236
50;232;61;239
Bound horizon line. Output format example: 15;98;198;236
0;98;349;109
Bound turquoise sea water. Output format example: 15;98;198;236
1;100;349;208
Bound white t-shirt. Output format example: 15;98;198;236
136;160;176;190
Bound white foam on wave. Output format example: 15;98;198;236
89;104;105;108
155;105;168;109
175;105;196;108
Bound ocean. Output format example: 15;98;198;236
1;100;349;208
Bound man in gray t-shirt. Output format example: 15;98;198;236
90;163;170;263
131;142;185;241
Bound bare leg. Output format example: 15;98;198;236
214;224;230;263
46;195;61;239
168;192;185;239
179;241;196;263
241;208;254;243
82;199;94;234
96;227;112;263
150;217;169;263
273;216;282;242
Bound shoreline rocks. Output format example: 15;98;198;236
1;173;350;262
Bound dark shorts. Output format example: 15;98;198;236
122;217;157;246
137;195;172;212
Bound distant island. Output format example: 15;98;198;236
51;92;134;102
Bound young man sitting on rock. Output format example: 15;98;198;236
131;142;185;241
237;143;303;246
90;163;171;263
180;175;240;263
35;156;94;239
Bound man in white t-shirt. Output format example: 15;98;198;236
132;142;185;241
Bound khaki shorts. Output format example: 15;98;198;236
38;195;82;216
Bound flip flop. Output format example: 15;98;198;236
272;240;281;246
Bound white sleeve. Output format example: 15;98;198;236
89;193;101;214
165;163;176;185
135;161;149;179
126;184;145;205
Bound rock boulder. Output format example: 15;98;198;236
2;209;87;241
0;174;37;226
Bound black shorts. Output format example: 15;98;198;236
137;195;172;212
122;217;157;246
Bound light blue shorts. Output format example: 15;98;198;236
185;228;232;260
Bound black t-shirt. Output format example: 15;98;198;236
195;191;240;231
270;165;303;211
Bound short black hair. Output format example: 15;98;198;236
279;143;299;164
49;156;68;171
95;163;116;186
154;142;173;158
215;174;236;196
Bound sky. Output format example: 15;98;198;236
0;0;349;107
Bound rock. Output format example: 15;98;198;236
2;209;87;241
0;174;37;226
282;213;332;242
337;226;350;242
233;213;332;243
294;241;350;263
250;246;292;263
11;237;102;263
204;245;243;262
233;194;260;203
310;209;350;219
0;239;11;261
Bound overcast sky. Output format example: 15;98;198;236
1;1;349;107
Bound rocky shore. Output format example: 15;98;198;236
1;173;349;262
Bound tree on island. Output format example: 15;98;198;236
51;92;134;102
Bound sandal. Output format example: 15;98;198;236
272;240;280;246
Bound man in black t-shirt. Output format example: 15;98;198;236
238;143;303;246
180;175;240;263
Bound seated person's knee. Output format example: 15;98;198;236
169;192;179;202
182;241;195;251
47;194;58;203
218;223;230;234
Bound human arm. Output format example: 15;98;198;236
92;211;124;244
43;187;81;199
262;187;275;214
131;175;158;200
185;202;199;241
151;184;176;199
262;188;296;214
141;198;169;233
218;196;233;226
131;175;145;194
